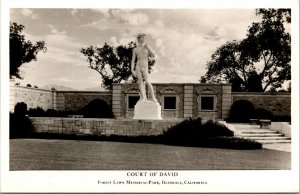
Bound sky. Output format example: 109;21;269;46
10;8;261;90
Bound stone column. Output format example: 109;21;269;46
222;84;232;119
53;91;65;111
52;90;56;109
184;85;193;118
112;84;122;118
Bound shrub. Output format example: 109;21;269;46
14;102;28;115
229;100;255;122
57;110;77;117
46;109;76;117
272;115;291;122
161;118;261;149
79;99;114;118
27;107;78;117
28;107;45;117
163;118;233;143
254;108;273;120
45;109;58;117
10;103;33;138
202;120;234;137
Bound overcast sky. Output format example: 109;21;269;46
10;8;260;90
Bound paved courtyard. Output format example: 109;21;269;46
10;139;290;170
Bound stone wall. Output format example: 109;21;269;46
55;91;112;111
184;85;193;118
112;83;186;119
30;117;183;136
271;122;291;138
156;84;185;118
112;84;122;118
222;85;232;119
10;82;112;113
193;84;228;120
10;85;53;112
11;82;290;120
112;83;232;120
232;92;291;117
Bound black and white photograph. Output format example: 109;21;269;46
1;0;299;193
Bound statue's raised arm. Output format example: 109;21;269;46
131;48;137;77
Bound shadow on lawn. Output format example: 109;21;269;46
22;132;262;150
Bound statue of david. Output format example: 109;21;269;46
131;33;157;103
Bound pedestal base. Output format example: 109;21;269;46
133;100;162;120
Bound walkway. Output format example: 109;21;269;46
262;143;291;152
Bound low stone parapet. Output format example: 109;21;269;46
271;122;291;138
218;121;241;136
30;117;184;136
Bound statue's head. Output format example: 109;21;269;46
137;33;146;43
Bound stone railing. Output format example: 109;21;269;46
30;117;184;136
271;122;291;138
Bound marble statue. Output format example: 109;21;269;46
131;33;157;103
131;33;162;120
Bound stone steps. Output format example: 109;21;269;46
237;129;291;144
241;136;290;140
227;123;292;149
262;143;291;152
240;133;283;137
239;130;278;134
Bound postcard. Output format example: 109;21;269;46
1;0;299;193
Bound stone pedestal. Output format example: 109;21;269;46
133;100;162;120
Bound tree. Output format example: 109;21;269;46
203;9;291;92
81;42;155;90
287;81;291;92
10;22;47;79
199;76;207;83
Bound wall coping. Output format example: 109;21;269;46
113;83;232;86
29;117;185;122
11;85;53;92
232;92;291;96
13;83;233;93
55;91;111;94
11;85;111;94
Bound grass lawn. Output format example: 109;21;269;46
10;138;290;170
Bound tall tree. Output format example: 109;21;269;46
204;9;291;92
81;42;155;90
10;22;47;79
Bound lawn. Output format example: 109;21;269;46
10;139;290;170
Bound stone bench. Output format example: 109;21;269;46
68;115;84;118
258;119;271;129
249;119;258;125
